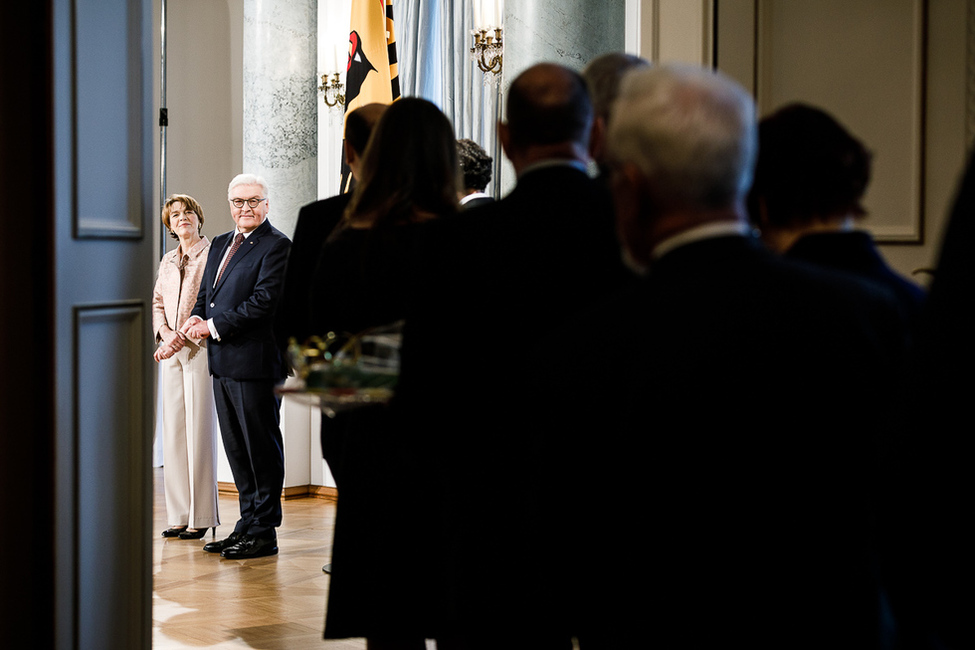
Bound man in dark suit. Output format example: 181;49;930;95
551;63;911;647
277;103;386;574
456;138;494;209
182;173;291;560
580;51;649;174
392;62;630;645
278;103;387;347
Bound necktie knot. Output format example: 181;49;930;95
216;232;246;285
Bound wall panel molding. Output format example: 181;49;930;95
72;301;149;648
754;0;927;243
72;0;145;239
966;0;975;148
649;0;714;66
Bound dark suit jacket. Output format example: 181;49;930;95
277;193;350;346
895;151;975;650
786;230;926;332
191;218;290;380
459;195;494;210
326;162;632;639
537;233;912;647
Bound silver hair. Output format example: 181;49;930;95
582;51;650;120
227;173;269;200
607;64;757;211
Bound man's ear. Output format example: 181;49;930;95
497;121;511;160
588;115;606;162
755;195;770;228
612;162;654;271
343;140;357;168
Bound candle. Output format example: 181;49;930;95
472;0;482;29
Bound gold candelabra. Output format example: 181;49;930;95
471;27;503;79
319;73;345;109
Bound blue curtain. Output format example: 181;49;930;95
396;0;504;197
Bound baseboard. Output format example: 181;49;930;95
218;481;337;501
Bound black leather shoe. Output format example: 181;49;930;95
161;527;187;538
203;532;242;554
179;526;215;540
221;535;278;559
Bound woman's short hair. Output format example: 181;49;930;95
345;97;459;227
750;103;872;226
457;139;493;192
161;194;205;240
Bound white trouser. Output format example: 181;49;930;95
158;340;220;529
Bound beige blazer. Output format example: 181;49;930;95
152;237;211;343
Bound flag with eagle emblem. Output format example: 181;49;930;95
341;0;400;192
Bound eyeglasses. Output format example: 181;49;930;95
230;197;267;209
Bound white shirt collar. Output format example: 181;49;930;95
460;192;491;205
518;158;589;178
652;221;755;260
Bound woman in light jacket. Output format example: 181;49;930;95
152;194;220;539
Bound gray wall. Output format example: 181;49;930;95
156;0;244;250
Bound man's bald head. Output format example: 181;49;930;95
345;103;388;156
504;63;593;151
344;102;388;181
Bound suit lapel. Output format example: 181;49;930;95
213;220;268;295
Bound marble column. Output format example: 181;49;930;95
241;0;317;493
243;0;317;240
499;0;626;191
504;0;626;79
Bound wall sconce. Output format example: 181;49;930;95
319;72;345;111
471;0;504;84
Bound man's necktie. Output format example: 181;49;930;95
216;232;244;285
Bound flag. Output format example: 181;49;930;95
341;0;400;193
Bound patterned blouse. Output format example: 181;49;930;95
151;236;211;343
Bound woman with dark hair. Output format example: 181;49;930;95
308;97;460;337
312;97;460;647
151;194;220;540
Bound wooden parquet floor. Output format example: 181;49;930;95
152;467;365;650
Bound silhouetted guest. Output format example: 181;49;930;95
892;149;975;650
581;51;650;170
538;63;911;648
392;62;629;647
277;102;388;574
456;138;494;209
748;102;926;328
278;102;387;347
320;97;460;648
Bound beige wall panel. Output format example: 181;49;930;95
652;0;713;65
880;0;968;279
715;0;756;95
161;0;243;243
757;0;925;242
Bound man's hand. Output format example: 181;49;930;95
180;316;211;340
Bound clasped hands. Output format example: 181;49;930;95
153;317;210;362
